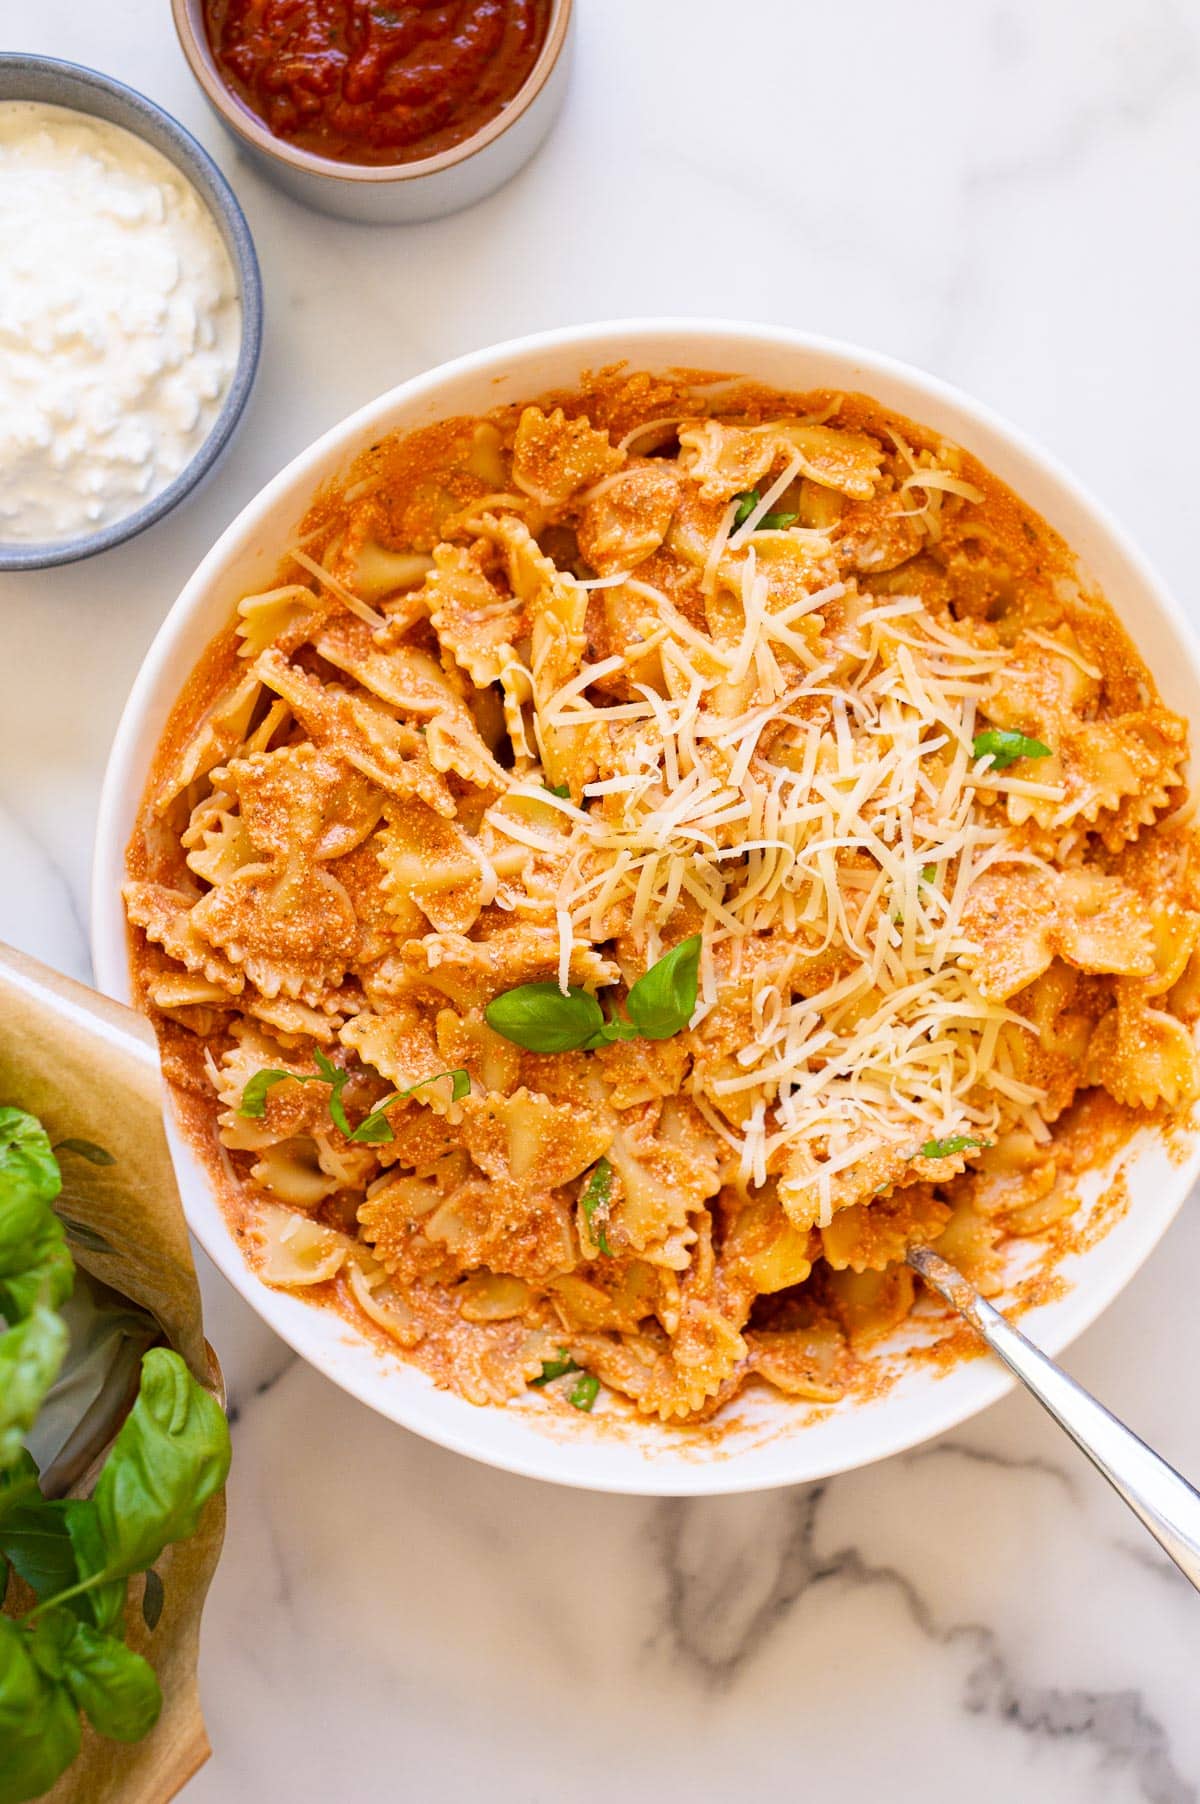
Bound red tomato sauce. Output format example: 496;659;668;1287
202;0;554;166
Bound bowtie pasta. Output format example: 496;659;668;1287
124;370;1200;1425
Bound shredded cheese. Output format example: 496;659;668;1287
475;426;1050;1198
289;548;385;630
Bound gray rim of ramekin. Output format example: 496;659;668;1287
0;53;263;572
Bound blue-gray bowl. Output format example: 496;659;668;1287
0;54;262;572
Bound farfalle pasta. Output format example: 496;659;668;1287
124;370;1200;1425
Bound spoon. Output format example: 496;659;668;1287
907;1245;1200;1591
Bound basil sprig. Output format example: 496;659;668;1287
918;1134;991;1159
971;729;1051;771
240;1053;468;1146
0;1107;231;1804
732;488;798;532
485;935;701;1055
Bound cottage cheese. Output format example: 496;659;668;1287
0;101;241;545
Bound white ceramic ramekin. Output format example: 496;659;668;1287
91;320;1200;1495
171;0;573;225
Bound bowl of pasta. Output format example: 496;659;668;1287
91;320;1200;1494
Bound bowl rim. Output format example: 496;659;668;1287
0;53;262;573
171;0;573;186
90;317;1200;1494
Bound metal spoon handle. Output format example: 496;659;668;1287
908;1246;1200;1591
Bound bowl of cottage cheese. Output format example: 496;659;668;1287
0;55;262;570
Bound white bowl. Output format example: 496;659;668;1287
91;320;1200;1495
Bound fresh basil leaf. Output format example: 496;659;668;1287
0;1496;77;1601
624;935;701;1041
971;728;1051;771
63;1502;125;1634
140;1567;164;1632
90;1349;230;1582
0;1209;73;1321
0;1304;69;1473
731;490;796;532
918;1134;990;1159
0;1452;39;1523
348;1069;471;1145
0;1108;61;1204
579;1158;614;1257
0;1153;71;1320
485;983;606;1053
60;1618;161;1742
52;1139;116;1167
0;1613;80;1804
0;1180;51;1279
568;1373;600;1412
530;1350;579;1387
238;1069;296;1119
28;1606;75;1681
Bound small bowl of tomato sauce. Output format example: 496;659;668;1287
173;0;573;224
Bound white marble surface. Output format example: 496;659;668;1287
4;0;1200;1796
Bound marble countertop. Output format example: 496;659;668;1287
5;0;1200;1797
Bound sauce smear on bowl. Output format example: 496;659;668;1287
202;0;553;165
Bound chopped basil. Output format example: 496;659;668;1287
731;488;798;531
568;1373;600;1412
971;729;1051;771
579;1157;614;1256
531;1350;580;1387
918;1134;991;1159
